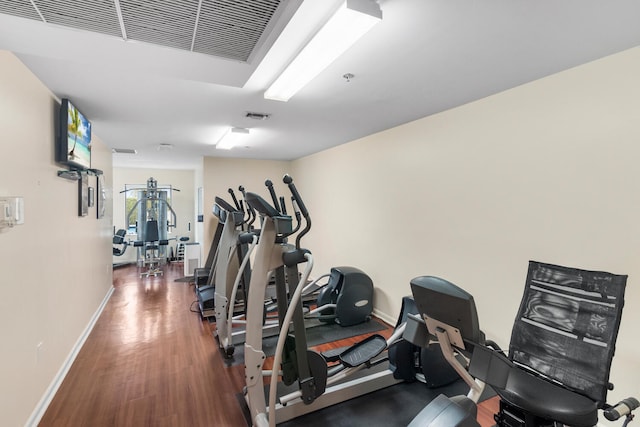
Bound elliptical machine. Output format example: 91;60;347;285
215;184;287;357
195;195;244;318
211;190;257;356
218;181;377;358
243;175;407;427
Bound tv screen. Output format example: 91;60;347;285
57;99;91;170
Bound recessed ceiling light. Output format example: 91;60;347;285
216;127;250;150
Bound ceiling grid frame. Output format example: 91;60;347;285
0;0;283;62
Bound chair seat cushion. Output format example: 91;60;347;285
496;367;598;427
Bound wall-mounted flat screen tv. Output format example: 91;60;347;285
56;98;92;170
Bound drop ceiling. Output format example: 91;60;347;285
1;0;640;169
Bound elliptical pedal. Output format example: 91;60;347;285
339;334;387;368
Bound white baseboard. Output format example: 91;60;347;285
372;308;395;326
24;286;115;427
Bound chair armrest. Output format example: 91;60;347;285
468;344;513;389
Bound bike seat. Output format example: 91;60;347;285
496;367;598;427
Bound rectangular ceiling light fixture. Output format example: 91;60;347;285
264;0;382;102
112;148;137;154
216;127;250;150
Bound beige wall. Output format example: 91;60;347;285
6;37;635;425
292;46;640;411
193;159;204;259
112;167;196;264
0;51;113;426
201;157;291;261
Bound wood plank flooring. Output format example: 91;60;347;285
38;263;498;426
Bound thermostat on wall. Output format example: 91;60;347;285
0;197;24;228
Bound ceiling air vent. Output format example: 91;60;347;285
0;0;285;62
112;148;137;154
245;112;271;120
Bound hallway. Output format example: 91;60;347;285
40;263;247;426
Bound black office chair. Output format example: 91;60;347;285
112;229;129;256
409;261;635;427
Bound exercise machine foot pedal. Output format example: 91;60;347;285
321;346;348;363
339;334;387;368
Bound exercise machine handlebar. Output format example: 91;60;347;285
126;197;177;230
289;197;302;235
228;188;241;211
239;185;256;227
283;174;308;218
279;196;287;215
283;174;311;249
265;179;281;213
268;251;314;427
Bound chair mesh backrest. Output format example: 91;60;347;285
509;261;627;404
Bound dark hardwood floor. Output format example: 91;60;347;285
38;263;498;426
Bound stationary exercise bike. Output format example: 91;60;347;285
407;262;637;427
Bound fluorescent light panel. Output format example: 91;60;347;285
216;127;249;150
264;0;382;102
